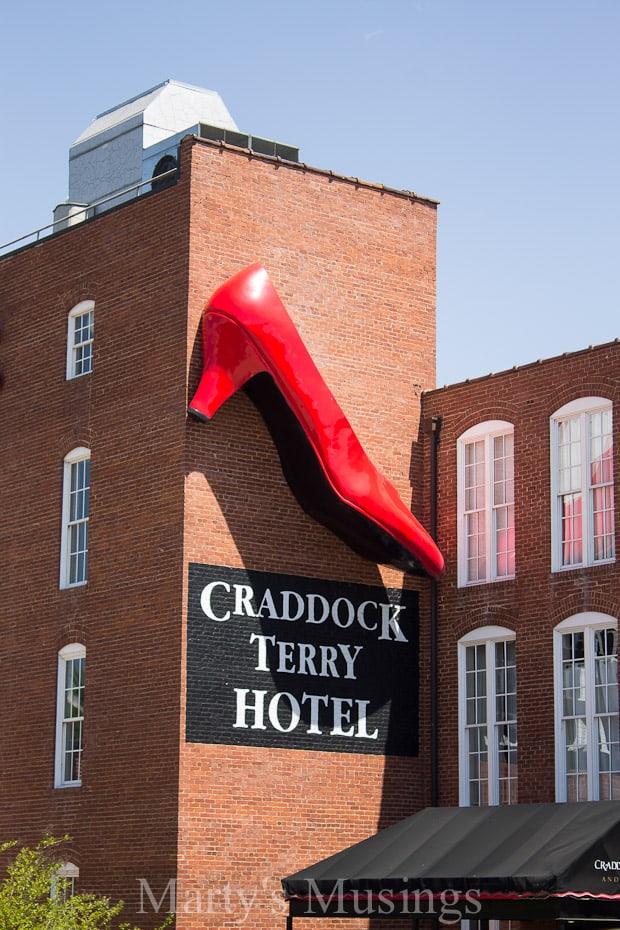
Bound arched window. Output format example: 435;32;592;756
66;300;94;379
59;447;90;588
457;421;515;586
554;613;619;801
458;626;517;806
55;644;86;788
550;397;615;570
55;862;79;899
151;154;177;192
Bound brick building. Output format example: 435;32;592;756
1;81;618;930
0;81;441;929
423;342;619;812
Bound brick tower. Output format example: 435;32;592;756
0;82;439;929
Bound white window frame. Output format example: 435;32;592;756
66;300;94;380
55;644;86;788
550;397;615;571
554;612;619;802
59;447;90;589
54;862;79;899
457;421;515;587
458;626;517;806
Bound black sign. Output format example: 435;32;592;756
186;563;419;756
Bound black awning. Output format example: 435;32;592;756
282;802;620;921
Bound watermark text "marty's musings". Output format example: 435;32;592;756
137;878;285;922
137;877;482;925
298;879;482;924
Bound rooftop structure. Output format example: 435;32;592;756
52;80;299;232
59;80;237;219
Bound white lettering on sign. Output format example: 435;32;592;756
192;568;416;750
200;582;408;643
249;634;363;679
233;688;378;739
200;581;231;620
594;859;620;871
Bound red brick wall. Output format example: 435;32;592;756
421;341;620;808
0;179;192;924
178;137;439;930
1;133;440;930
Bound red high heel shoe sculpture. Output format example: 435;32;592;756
188;264;444;578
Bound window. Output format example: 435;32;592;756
54;862;79;899
457;421;515;586
151;154;178;192
458;626;518;806
59;447;90;588
66;300;94;379
554;613;619;801
551;398;615;570
55;644;85;788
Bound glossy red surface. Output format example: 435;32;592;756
189;264;445;578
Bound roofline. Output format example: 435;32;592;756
95;79;229;119
188;134;440;207
95;79;171;119
427;336;620;395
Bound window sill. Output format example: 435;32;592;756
457;575;516;589
552;558;616;574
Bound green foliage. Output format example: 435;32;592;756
0;835;172;930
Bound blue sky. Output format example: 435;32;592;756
1;0;618;385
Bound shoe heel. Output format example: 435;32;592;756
188;312;264;421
